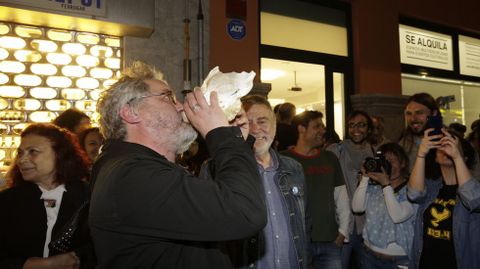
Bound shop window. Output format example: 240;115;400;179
402;74;480;134
0;22;122;168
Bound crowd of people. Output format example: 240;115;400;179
0;61;479;269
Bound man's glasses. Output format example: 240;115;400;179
127;91;177;105
348;122;368;129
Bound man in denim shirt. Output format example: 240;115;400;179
228;95;307;269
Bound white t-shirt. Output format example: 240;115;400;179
39;184;66;257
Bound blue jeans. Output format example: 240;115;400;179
362;245;409;269
311;241;342;269
341;232;363;269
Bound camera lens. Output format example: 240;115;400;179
364;158;378;172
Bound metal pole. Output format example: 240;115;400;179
183;0;192;92
197;0;204;85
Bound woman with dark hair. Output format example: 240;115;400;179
53;109;91;135
78;127;104;162
0;123;95;269
408;128;480;269
352;143;415;269
466;124;480;160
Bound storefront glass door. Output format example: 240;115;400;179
261;57;346;138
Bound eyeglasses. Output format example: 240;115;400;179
127;91;177;105
348;122;368;129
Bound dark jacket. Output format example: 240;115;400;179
200;150;308;269
0;180;95;269
408;177;480;269
89;127;267;269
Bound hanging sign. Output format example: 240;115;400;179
227;19;246;40
0;0;107;17
459;35;480;78
399;24;453;71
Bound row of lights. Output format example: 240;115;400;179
0;22;123;165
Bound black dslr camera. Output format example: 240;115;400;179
363;150;392;176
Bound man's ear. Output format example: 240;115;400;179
119;104;141;124
298;125;306;135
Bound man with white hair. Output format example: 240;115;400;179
89;61;266;269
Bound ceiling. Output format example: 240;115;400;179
261;57;326;109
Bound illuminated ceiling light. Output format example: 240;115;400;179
13;123;29;135
76;77;99;89
62;65;86;77
31;64;57;76
0;73;9;85
77;33;100;44
116;50;121;58
76;55;99;67
105;37;121;47
89;89;103;100
14;50;42;62
62;43;86;55
90;67;113;79
0;137;11;148
0;98;8;110
31;39;57;52
91;45;113;57
46;99;71;111
0;23;9;35
0;48;8;60
75;100;96;111
0;86;25;98
30;87;57;99
0;122;7;133
14;74;42;86
46;76;72;88
47;53;72;65
15;25;43;38
89;112;100;123
261;69;285;81
0;61;26;73
0;36;26;49
103;79;118;89
0;111;24;122
29;111;58;123
47;29;72;42
105;58;121;69
13;99;42;111
61;88;86;100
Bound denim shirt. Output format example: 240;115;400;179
256;150;295;269
245;152;307;269
199;151;308;269
408;178;480;269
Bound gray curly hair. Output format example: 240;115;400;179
97;61;165;140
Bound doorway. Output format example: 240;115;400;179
261;57;347;138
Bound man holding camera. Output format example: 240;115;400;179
398;92;480;179
282;111;350;269
326;110;376;269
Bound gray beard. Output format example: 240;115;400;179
175;122;198;155
144;114;198;156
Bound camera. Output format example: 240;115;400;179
363;151;392;175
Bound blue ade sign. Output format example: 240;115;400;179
227;19;246;40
